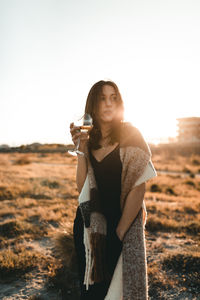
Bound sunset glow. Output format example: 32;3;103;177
1;0;200;146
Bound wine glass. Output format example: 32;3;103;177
68;113;93;156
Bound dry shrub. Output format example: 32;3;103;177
162;252;200;273
191;158;200;166
13;155;31;165
0;219;48;239
28;296;46;300
165;187;177;196
46;233;80;299
20;191;52;200
185;222;200;235
146;198;199;218
40;180;60;189
162;252;200;292
0;185;19;200
147;204;157;214
47;262;80;300
0;220;31;238
184;180;196;187
37;153;47;158
0;185;49;201
0;245;48;282
53;232;75;267
147;172;200;198
148;261;178;299
182;167;192;173
146;216;200;236
150;184;162;193
183;206;198;214
146;217;180;233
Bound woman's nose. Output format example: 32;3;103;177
105;98;112;106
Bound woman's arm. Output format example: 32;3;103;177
116;182;146;241
70;122;88;193
76;155;87;193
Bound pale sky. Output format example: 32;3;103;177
0;0;200;146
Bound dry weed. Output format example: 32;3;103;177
0;244;49;282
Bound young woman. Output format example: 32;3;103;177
70;80;157;300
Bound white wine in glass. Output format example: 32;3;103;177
80;125;93;132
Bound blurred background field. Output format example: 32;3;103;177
0;143;199;299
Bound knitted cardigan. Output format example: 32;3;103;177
78;122;152;300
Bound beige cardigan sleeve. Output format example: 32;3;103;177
134;159;157;187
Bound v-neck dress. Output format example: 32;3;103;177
73;144;123;300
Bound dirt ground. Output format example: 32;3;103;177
0;152;199;299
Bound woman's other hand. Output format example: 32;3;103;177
70;122;89;152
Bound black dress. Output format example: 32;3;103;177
73;144;123;300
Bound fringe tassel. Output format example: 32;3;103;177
90;232;110;283
83;227;94;290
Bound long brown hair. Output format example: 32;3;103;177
85;80;124;150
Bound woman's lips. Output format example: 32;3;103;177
104;110;112;114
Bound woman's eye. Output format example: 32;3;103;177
111;95;117;101
100;96;106;101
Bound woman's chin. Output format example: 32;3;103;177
101;118;114;124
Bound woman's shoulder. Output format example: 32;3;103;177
120;121;143;139
119;122;151;155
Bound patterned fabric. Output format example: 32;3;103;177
78;122;152;299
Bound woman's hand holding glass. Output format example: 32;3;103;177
68;113;93;156
70;123;90;154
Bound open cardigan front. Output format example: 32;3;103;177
78;122;156;300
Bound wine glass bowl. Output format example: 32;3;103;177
80;114;93;132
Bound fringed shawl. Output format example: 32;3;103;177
78;122;152;299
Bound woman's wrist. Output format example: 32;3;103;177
116;227;125;241
78;140;88;154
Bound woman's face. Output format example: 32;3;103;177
97;85;119;124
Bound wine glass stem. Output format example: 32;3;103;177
75;137;80;151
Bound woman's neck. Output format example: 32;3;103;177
100;123;112;139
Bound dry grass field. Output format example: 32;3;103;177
0;148;199;299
